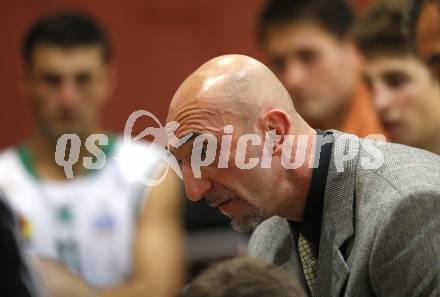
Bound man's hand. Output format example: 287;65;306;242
32;256;97;297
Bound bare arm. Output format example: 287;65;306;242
99;170;186;297
32;257;97;297
33;171;186;297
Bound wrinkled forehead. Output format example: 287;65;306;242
168;84;238;127
172;103;230;140
169;92;208;121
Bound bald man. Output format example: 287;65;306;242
167;55;440;297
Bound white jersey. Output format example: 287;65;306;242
0;136;167;288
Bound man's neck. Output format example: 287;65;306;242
421;132;440;156
275;128;316;222
313;84;358;131
26;129;103;181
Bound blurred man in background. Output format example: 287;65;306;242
409;0;440;79
0;11;184;297
256;0;385;137
354;4;440;154
180;257;305;297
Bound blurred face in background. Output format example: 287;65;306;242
363;54;440;148
262;21;359;128
416;1;440;79
24;44;114;142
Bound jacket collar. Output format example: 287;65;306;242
314;130;358;297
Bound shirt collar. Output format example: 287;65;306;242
298;129;334;255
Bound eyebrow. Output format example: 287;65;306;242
187;133;201;141
168;132;201;156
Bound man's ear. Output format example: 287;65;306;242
102;62;118;103
261;109;292;155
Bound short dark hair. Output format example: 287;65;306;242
180;257;305;297
353;4;417;58
257;0;354;45
22;11;111;65
406;0;440;37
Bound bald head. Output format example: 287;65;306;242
166;55;317;226
168;55;300;126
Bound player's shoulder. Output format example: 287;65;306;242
0;146;21;173
0;146;17;162
0;146;32;194
111;135;168;183
113;135;166;162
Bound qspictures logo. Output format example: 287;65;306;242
55;110;386;186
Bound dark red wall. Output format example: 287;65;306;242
0;0;265;149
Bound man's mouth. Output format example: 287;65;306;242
207;198;233;209
381;119;400;135
218;200;236;215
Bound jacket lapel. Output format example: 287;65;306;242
249;216;310;294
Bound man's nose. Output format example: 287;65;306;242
372;84;392;114
182;168;212;202
282;61;305;90
58;80;78;107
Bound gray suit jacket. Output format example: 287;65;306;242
248;130;440;297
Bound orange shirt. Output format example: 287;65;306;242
340;82;387;139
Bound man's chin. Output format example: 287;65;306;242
230;214;266;233
41;124;88;144
230;221;256;233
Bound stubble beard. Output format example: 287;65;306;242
230;206;266;233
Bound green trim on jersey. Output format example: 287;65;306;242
101;135;117;160
16;144;38;179
16;134;117;180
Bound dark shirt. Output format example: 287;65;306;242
290;130;334;256
0;192;41;297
